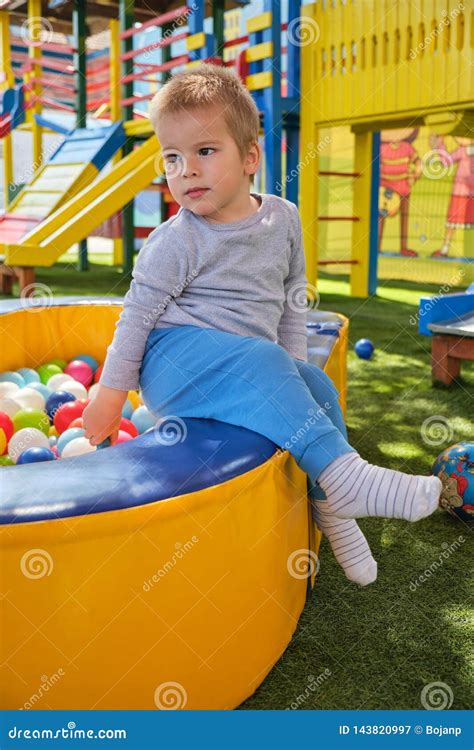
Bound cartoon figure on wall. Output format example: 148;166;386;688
429;135;474;259
378;128;422;257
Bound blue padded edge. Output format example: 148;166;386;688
418;291;474;336
0;418;278;525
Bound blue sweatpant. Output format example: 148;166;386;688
139;326;353;491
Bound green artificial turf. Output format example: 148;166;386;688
1;265;473;710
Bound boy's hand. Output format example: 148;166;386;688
83;385;128;446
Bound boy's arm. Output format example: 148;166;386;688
100;230;189;392
277;205;308;362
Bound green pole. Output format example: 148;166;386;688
119;0;135;275
73;0;88;271
213;0;225;58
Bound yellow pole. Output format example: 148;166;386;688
0;12;15;209
27;0;43;170
110;18;124;266
350;131;373;297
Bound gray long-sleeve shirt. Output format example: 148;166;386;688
100;192;308;391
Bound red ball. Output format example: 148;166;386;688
119;417;139;438
50;445;59;457
54;399;89;434
0;411;14;445
94;364;103;384
114;430;133;444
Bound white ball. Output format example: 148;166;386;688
59;379;87;399
47;373;73;391
0;397;22;417
0;382;20;399
8;428;50;463
13;386;46;411
88;383;100;400
61;437;96;458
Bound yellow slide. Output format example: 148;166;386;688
5;135;160;267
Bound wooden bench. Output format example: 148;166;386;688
0;261;35;296
429;313;474;385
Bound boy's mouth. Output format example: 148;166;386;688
185;188;209;198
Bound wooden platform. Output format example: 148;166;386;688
429;313;474;386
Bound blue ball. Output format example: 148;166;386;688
97;438;111;450
57;427;86;455
131;405;156;434
432;441;474;522
0;371;25;387
75;353;99;372
17;367;41;385
17;447;56;464
45;390;77;421
355;338;374;360
121;399;134;419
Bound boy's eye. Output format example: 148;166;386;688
199;147;214;156
164;154;179;164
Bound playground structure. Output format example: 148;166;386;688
1;1;472;296
0;297;349;709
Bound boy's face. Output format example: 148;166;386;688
156;105;260;222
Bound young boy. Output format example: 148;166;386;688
83;64;441;587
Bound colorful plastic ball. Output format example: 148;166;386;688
0;429;6;455
87;383;100;400
45;391;77;421
68;417;84;429
97;437;111;449
354;338;375;360
47;373;73;391
61;437;96;458
75;354;99;372
50;446;59;458
28;382;52;401
0;398;21;418
8;428;50;463
114;430;133;444
17;368;41;385
49;425;59;437
128;390;141;410
64;360;93;388
119;417;139;438
57;427;86;455
48;435;57;447
12;408;50;436
131;405;155;434
93;364;103;383
0;412;14;444
59;380;88;400
0;382;20;399
121;399;134;419
53;399;89;434
13;386;45;411
0;371;25;388
47;358;67;371
17;447;56;464
37;363;62;385
0;454;14;466
432;441;474;522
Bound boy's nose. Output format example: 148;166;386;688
182;157;199;178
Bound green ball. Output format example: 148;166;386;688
0;455;14;466
12;408;50;436
47;358;67;371
37;363;62;385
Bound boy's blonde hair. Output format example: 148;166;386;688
149;63;260;164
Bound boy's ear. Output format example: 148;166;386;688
245;140;261;177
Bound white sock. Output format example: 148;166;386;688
313;503;378;586
317;453;441;522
